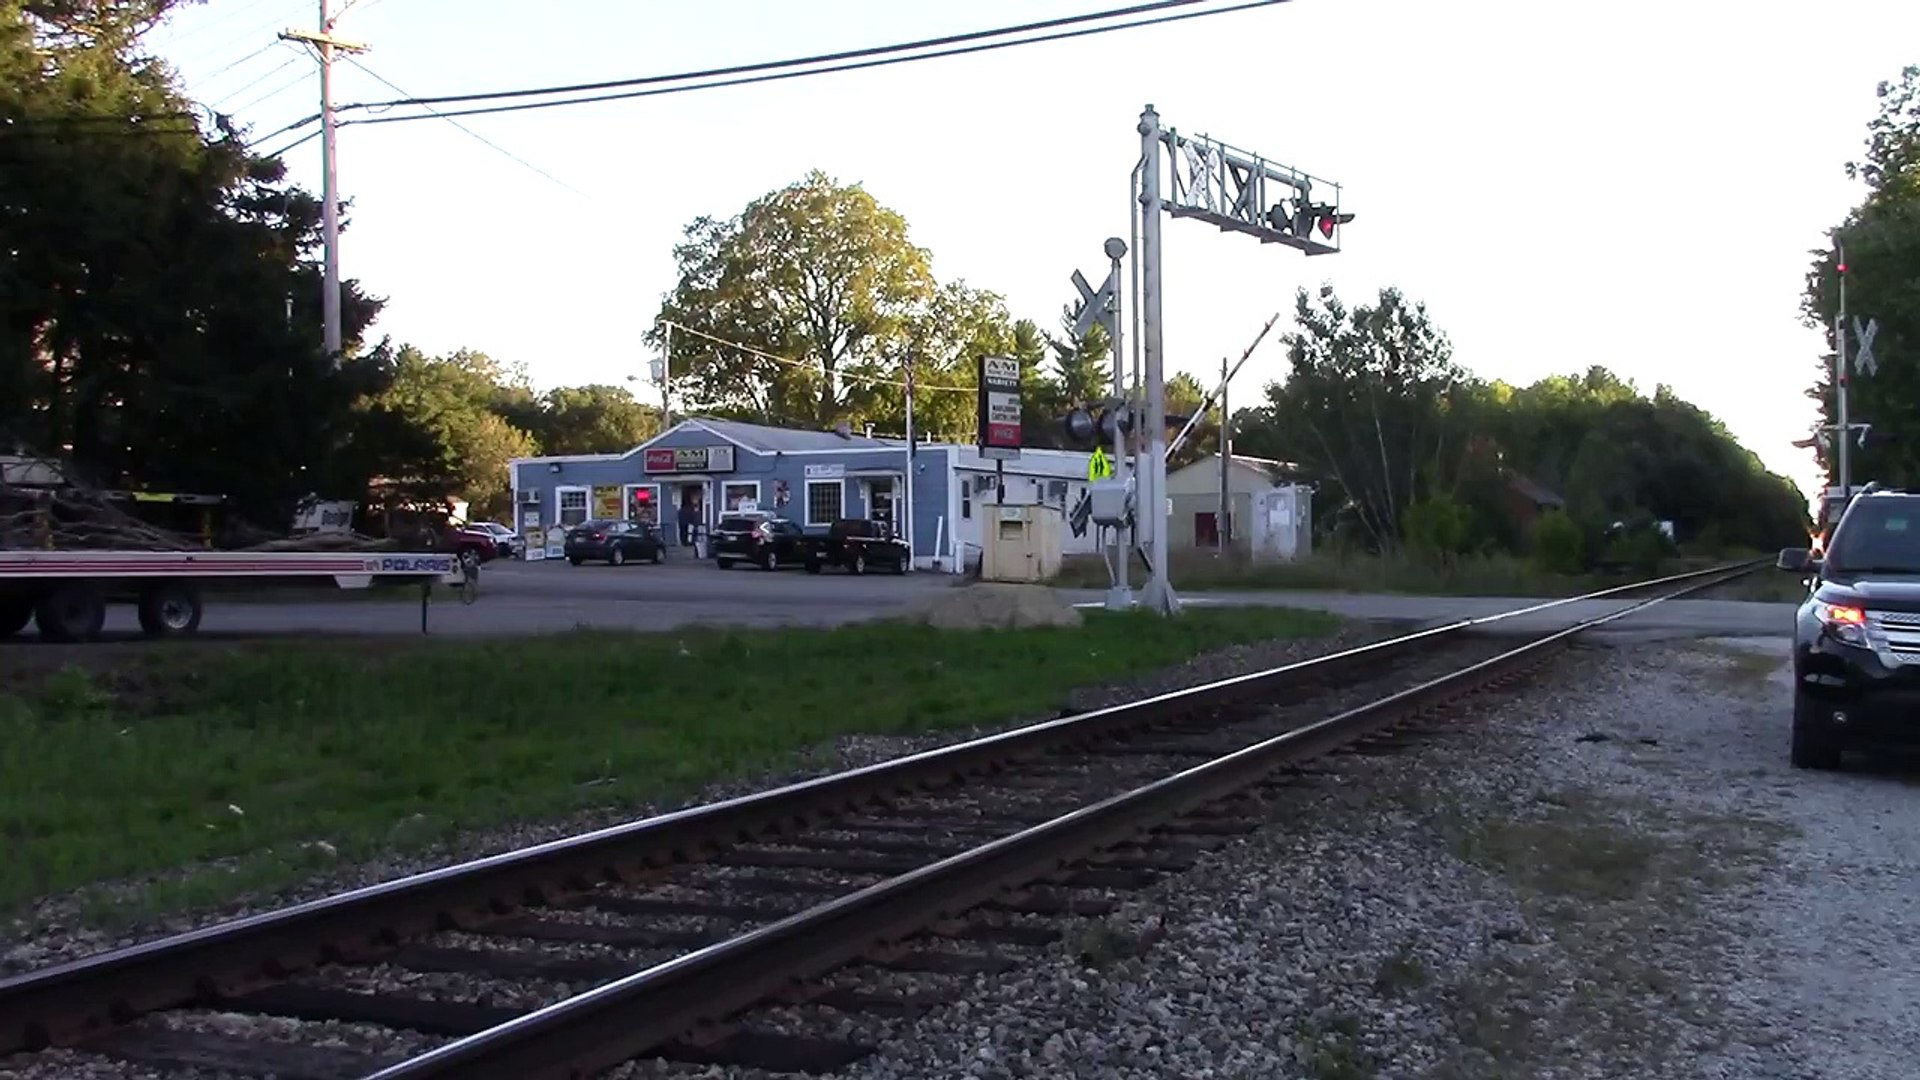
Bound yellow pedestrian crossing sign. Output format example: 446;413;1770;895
1087;447;1114;481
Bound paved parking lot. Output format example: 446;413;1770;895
8;554;1796;642
25;556;954;641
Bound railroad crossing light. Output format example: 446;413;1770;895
1064;407;1098;445
1316;210;1355;238
1061;399;1133;449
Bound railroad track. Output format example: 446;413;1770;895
0;561;1764;1080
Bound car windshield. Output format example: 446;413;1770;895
1826;501;1920;574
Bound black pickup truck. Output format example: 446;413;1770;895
802;518;911;575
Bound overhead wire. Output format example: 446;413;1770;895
210;46;305;111
348;0;1218;111
661;321;976;395
342;57;592;198
254;0;1286;133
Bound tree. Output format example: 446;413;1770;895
1804;65;1920;487
0;0;390;526
366;348;536;519
649;171;937;429
1243;285;1470;549
513;385;662;456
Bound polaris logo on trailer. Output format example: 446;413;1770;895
369;557;455;574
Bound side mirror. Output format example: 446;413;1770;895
1777;547;1813;572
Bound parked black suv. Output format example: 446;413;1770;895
711;512;807;570
1780;485;1920;769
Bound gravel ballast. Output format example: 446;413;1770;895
787;637;1916;1080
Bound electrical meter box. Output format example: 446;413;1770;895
1089;478;1132;528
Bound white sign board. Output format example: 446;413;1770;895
804;463;845;479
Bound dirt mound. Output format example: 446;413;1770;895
912;583;1084;631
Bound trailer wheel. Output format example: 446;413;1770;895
0;598;31;638
137;583;204;638
34;584;107;643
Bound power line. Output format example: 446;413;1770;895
196;39;280;82
354;0;1216;112
663;321;975;395
210;47;304;111
342;58;591;198
266;0;1285;132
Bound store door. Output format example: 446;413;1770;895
865;478;900;534
673;482;706;546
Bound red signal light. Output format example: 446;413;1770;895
1838;262;1847;273
1317;216;1335;239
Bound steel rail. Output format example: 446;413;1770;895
370;561;1760;1080
0;559;1761;1054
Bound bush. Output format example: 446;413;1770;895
1529;510;1585;575
1402;495;1474;561
1603;526;1671;575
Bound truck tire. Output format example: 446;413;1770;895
0;598;31;638
760;548;779;571
849;552;866;575
137;583;204;638
609;547;627;567
34;584;107;643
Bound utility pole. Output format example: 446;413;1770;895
281;1;367;364
1835;240;1851;495
651;322;674;429
1218;354;1229;554
903;357;916;568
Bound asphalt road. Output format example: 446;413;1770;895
8;558;1797;642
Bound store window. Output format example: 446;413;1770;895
806;480;843;526
722;481;761;511
557;487;589;526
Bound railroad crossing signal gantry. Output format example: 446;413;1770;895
1131;104;1351;616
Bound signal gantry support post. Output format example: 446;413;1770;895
1133;104;1351;616
1071;242;1135;611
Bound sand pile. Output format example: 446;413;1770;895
911;582;1084;630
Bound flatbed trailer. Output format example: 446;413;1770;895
0;549;466;642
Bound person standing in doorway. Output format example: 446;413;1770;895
677;488;698;546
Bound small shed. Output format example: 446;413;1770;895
1165;454;1311;553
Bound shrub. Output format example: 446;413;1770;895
1529;510;1585;575
1402;495;1474;561
1604;526;1670;575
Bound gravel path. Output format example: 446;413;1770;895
797;637;1917;1080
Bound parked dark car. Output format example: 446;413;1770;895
711;512;807;570
1779;483;1920;769
564;519;663;566
802;518;911;575
463;521;525;561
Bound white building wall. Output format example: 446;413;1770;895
945;447;1102;571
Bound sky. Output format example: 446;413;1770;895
145;0;1920;501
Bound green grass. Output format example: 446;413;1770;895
0;606;1337;921
1048;548;1800;600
